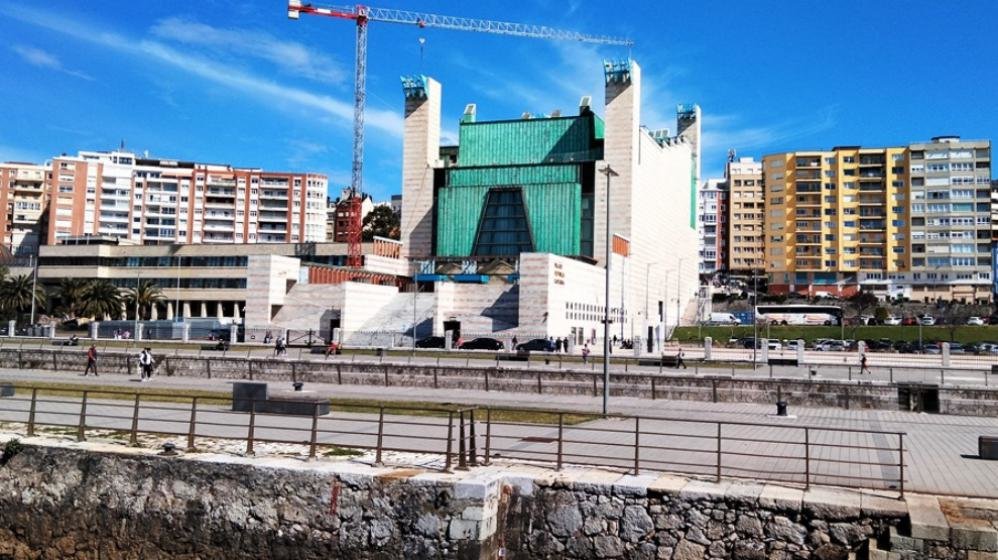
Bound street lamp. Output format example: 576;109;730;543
645;262;661;353
752;271;759;365
599;165;618;416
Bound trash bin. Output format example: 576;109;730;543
776;401;788;417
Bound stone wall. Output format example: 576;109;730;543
0;440;991;559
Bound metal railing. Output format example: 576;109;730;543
0;384;905;497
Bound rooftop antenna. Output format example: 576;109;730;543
119;139;126;151
418;37;426;71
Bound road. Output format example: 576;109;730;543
0;368;995;498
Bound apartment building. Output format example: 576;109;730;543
726;156;764;274
0;162;48;256
326;189;374;243
764;146;907;298
764;137;992;302
697;178;726;275
47;150;327;246
906;137;991;302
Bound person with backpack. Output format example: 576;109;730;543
82;344;98;377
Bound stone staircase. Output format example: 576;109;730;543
864;494;997;559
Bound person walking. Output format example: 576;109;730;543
582;344;590;364
138;348;154;381
82;344;98;377
511;336;518;351
676;348;687;369
860;353;871;375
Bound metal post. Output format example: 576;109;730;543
129;394;140;446
26;388;37;437
633;416;640;475
375;407;384;465
752;273;758;365
186;397;198;451
600;165;617;416
537;371;542;394
468;409;477;466
715;422;722;482
556;412;564;470
889;367;894;384
804;427;810;491
309;403;319;460
898;433;905;499
483;408;492;465
457;410;468;470
77;391;89;442
651;376;656;400
444;411;454;472
484;368;490;392
246;400;256;456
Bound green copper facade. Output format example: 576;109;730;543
435;112;602;258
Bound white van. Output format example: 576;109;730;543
708;312;740;325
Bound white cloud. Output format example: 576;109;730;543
11;44;93;81
150;17;346;85
0;5;402;139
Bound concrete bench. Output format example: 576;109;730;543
992;364;998;376
232;382;268;412
0;383;13;398
981;436;998;460
768;357;799;366
497;352;529;362
265;393;329;416
639;356;680;367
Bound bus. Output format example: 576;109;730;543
755;305;842;326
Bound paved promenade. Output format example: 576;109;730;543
0;367;995;498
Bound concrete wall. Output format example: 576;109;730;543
400;78;441;260
0;443;987;559
244;254;301;328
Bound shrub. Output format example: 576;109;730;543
1;438;23;466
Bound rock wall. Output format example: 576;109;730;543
0;440;992;559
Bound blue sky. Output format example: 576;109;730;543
1;1;995;201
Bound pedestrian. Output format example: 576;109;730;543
263;331;273;344
113;329;121;340
676;348;687;369
560;337;568;352
582;344;590;364
324;339;339;357
82;344;98;377
275;336;287;357
860;353;871;375
138;348;154;381
511;336;518;350
555;338;562;353
547;337;555;352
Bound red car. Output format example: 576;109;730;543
901;317;918;326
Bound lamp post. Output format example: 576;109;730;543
675;258;683;335
599;165;618;416
752;271;758;365
645;262;660;353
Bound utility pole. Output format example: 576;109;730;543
752;272;758;365
599;165;618;416
675;258;683;335
28;252;38;326
412;280;418;350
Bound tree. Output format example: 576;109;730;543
847;292;878;318
0;274;45;319
123;280;165;320
362;205;400;241
52;278;91;318
80;280;124;320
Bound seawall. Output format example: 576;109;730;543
0;437;995;559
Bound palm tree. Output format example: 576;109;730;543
0;274;46;319
52;278;91;318
123;280;165;320
80;280;124;320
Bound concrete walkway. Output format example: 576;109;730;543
0;367;995;498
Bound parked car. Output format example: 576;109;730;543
882;316;902;326
516;338;551;352
892;341;916;354
767;341;782;351
918;315;936;326
459;337;505;351
901;316;918;326
966;316;985;326
949;343;966;354
858;315;876;325
922;343;941;354
784;340;802;351
864;339;891;352
415;336;446;349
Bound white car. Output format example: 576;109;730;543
966;316;985;326
882;316;902;326
918;316;936;326
767;341;782;351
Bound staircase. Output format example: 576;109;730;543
344;291;436;346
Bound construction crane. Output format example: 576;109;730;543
287;2;633;268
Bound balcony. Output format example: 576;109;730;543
206;178;236;187
203;222;235;232
795;170;821;180
206;188;236;197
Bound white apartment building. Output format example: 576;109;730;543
47;150;327;245
697;178;726;275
